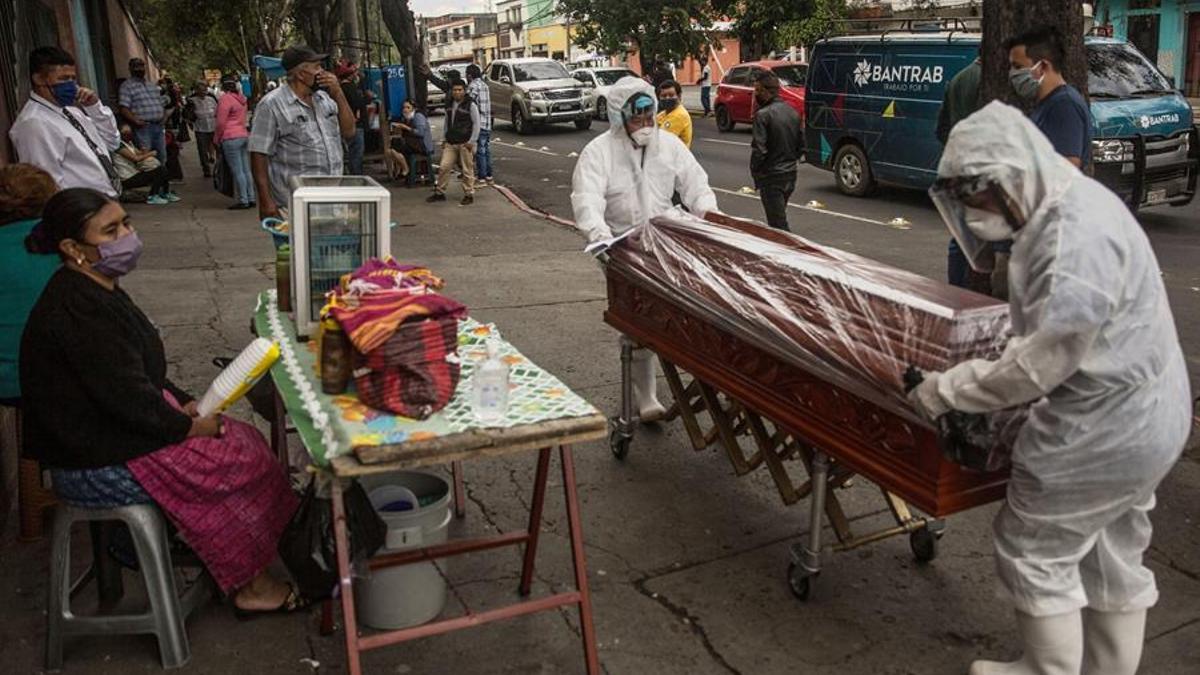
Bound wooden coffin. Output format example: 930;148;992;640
603;211;1011;517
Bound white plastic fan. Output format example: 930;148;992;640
196;338;281;417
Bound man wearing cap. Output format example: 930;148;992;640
119;57;167;163
249;45;356;220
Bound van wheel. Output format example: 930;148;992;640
512;106;530;135
715;106;734;132
595;97;607;119
834;144;874;196
575;117;592;131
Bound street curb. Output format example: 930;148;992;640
491;183;579;232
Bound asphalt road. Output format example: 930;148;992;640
427;112;1200;389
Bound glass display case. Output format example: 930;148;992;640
289;175;392;338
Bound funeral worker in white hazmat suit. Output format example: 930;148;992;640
911;101;1191;675
571;76;718;420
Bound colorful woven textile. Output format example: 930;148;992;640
51;464;152;509
325;260;465;354
339;258;444;292
126;391;299;593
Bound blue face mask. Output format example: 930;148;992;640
50;80;78;107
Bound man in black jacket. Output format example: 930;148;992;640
750;71;801;231
427;79;480;206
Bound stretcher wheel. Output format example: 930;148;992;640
787;562;813;601
609;427;631;460
910;526;940;564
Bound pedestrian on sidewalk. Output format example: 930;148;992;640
571;77;718;422
387;100;434;187
249;45;356;220
336;61;367;175
427;80;480;206
118;58;166;164
0;165;61;528
697;56;712;117
184;81;218;178
113;124;176;204
9;46;122;198
750;71;801;231
214;75;254;210
656;80;692;149
424;63;494;185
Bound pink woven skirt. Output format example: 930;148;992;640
127;393;299;593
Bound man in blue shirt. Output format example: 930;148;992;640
1006;26;1092;169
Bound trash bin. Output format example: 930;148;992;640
354;471;452;629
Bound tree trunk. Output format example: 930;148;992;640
380;0;428;109
342;0;362;62
980;0;1087;107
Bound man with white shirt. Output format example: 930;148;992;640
10;46;122;198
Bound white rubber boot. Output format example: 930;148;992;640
970;610;1083;675
1081;608;1146;675
631;349;666;423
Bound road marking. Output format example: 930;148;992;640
493;140;561;156
702;138;751;147
710;186;905;229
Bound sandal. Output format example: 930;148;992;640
233;583;312;621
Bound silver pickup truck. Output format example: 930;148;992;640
486;58;594;134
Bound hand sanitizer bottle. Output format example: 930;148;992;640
472;340;509;425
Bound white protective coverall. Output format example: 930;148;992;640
928;102;1191;622
571;77;719;418
570;76;718;243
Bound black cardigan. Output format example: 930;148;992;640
20;268;194;469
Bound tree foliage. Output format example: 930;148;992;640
778;0;849;50
557;0;718;71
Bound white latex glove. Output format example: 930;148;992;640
907;370;951;422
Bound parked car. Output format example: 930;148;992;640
485;58;595;134
714;60;808;132
805;32;1197;209
570;67;638;118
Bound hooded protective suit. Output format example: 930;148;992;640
925;101;1191;618
570;77;718;243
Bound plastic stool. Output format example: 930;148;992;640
411;154;432;185
46;502;211;670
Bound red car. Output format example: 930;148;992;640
714;60;807;132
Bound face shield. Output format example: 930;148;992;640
928;175;1017;273
622;92;656;127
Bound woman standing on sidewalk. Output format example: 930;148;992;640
213;76;254;210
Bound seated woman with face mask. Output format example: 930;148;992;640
20;188;305;617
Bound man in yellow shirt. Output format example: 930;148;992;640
655;80;692;149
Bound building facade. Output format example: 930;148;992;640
424;13;497;66
1;0;160;164
1096;1;1200;98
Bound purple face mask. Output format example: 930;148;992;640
91;230;144;278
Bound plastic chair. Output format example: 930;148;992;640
45;502;211;670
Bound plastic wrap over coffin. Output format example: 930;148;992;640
602;210;1013;516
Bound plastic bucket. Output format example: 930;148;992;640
354;472;452;629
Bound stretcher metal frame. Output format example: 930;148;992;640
610;336;944;600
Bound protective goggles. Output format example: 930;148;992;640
928;176;1000;273
622;93;656;122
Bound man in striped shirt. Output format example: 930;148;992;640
425;63;494;185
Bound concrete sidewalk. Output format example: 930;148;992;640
2;149;1198;674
